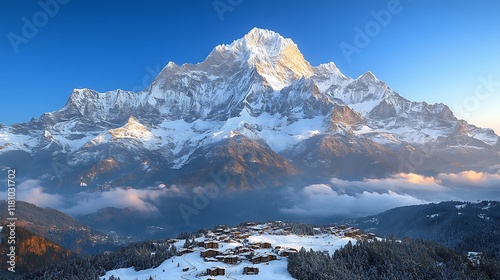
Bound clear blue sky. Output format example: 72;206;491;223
1;0;499;133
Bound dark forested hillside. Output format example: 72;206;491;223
0;200;117;255
347;201;500;260
20;238;177;280
287;239;500;280
0;226;74;274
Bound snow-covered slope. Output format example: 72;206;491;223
0;27;498;190
100;222;366;280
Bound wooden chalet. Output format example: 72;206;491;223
206;267;225;276
260;242;272;249
251;254;277;264
279;248;298;257
204;241;219;249
216;255;238;264
177;248;193;256
341;227;361;237
236;246;253;254
200;249;220;258
243;267;260;275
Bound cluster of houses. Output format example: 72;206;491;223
324;225;377;240
169;221;375;278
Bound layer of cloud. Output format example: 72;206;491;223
4;170;500;220
63;186;183;216
437;170;500;188
282;170;500;217
281;184;425;217
1;181;185;216
15;179;65;209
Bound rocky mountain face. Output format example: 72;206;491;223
0;28;499;191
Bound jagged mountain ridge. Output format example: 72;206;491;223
0;27;499;190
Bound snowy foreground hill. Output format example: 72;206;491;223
101;222;368;280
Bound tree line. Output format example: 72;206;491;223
287;238;500;280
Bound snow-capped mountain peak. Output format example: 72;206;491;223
357;71;379;83
241;27;292;56
0;28;499;191
222;27;313;90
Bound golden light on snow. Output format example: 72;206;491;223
109;116;153;141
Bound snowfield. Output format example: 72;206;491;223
101;225;360;280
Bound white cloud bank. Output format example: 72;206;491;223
2;170;499;219
281;170;500;217
0;181;185;216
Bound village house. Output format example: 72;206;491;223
203;241;219;249
260;242;272;249
239;233;251;239
200;249;220;258
279;248;298;257
251;254;277;264
243;267;260;275
177;248;193;256
206;267;225;276
236;246;253;254
344;229;361;237
216;255;239;264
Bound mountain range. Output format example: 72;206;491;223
1;27;499;192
